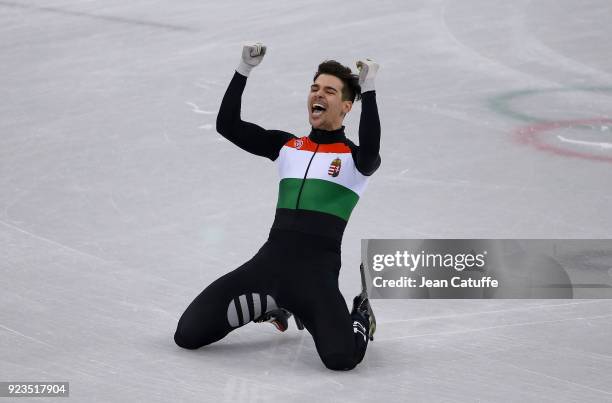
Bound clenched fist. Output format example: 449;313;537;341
356;58;379;93
236;42;267;77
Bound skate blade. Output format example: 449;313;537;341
367;303;377;341
294;316;305;330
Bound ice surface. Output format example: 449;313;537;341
1;0;611;401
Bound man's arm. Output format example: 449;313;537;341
216;42;294;161
354;59;381;176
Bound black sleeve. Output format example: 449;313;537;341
354;91;381;176
216;72;295;161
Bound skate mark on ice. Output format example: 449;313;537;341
0;1;195;32
185;102;216;115
441;1;612;85
0;219;180;287
378;313;612;341
0;218;117;265
380;300;607;324
0;324;54;348
108;191;128;217
194;80;221;90
493;333;612;362
557;135;612;149
447;344;612;396
438;2;545;83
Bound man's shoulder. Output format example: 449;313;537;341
341;138;362;157
341;138;381;176
267;130;297;141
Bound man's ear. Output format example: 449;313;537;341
341;100;353;116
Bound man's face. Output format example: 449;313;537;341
308;74;353;130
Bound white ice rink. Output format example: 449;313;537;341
2;0;612;401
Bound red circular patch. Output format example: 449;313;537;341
515;118;612;163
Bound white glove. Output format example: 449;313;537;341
236;42;267;77
356;58;379;93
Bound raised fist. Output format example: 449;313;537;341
356;58;379;93
236;42;267;77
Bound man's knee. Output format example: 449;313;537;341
174;319;228;350
174;327;203;350
321;353;357;371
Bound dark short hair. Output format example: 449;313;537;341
313;60;361;102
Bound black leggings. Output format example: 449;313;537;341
174;229;369;370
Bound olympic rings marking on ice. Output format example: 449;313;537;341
489;86;612;123
489;87;612;162
515;118;612;164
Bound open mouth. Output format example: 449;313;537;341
311;103;327;117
